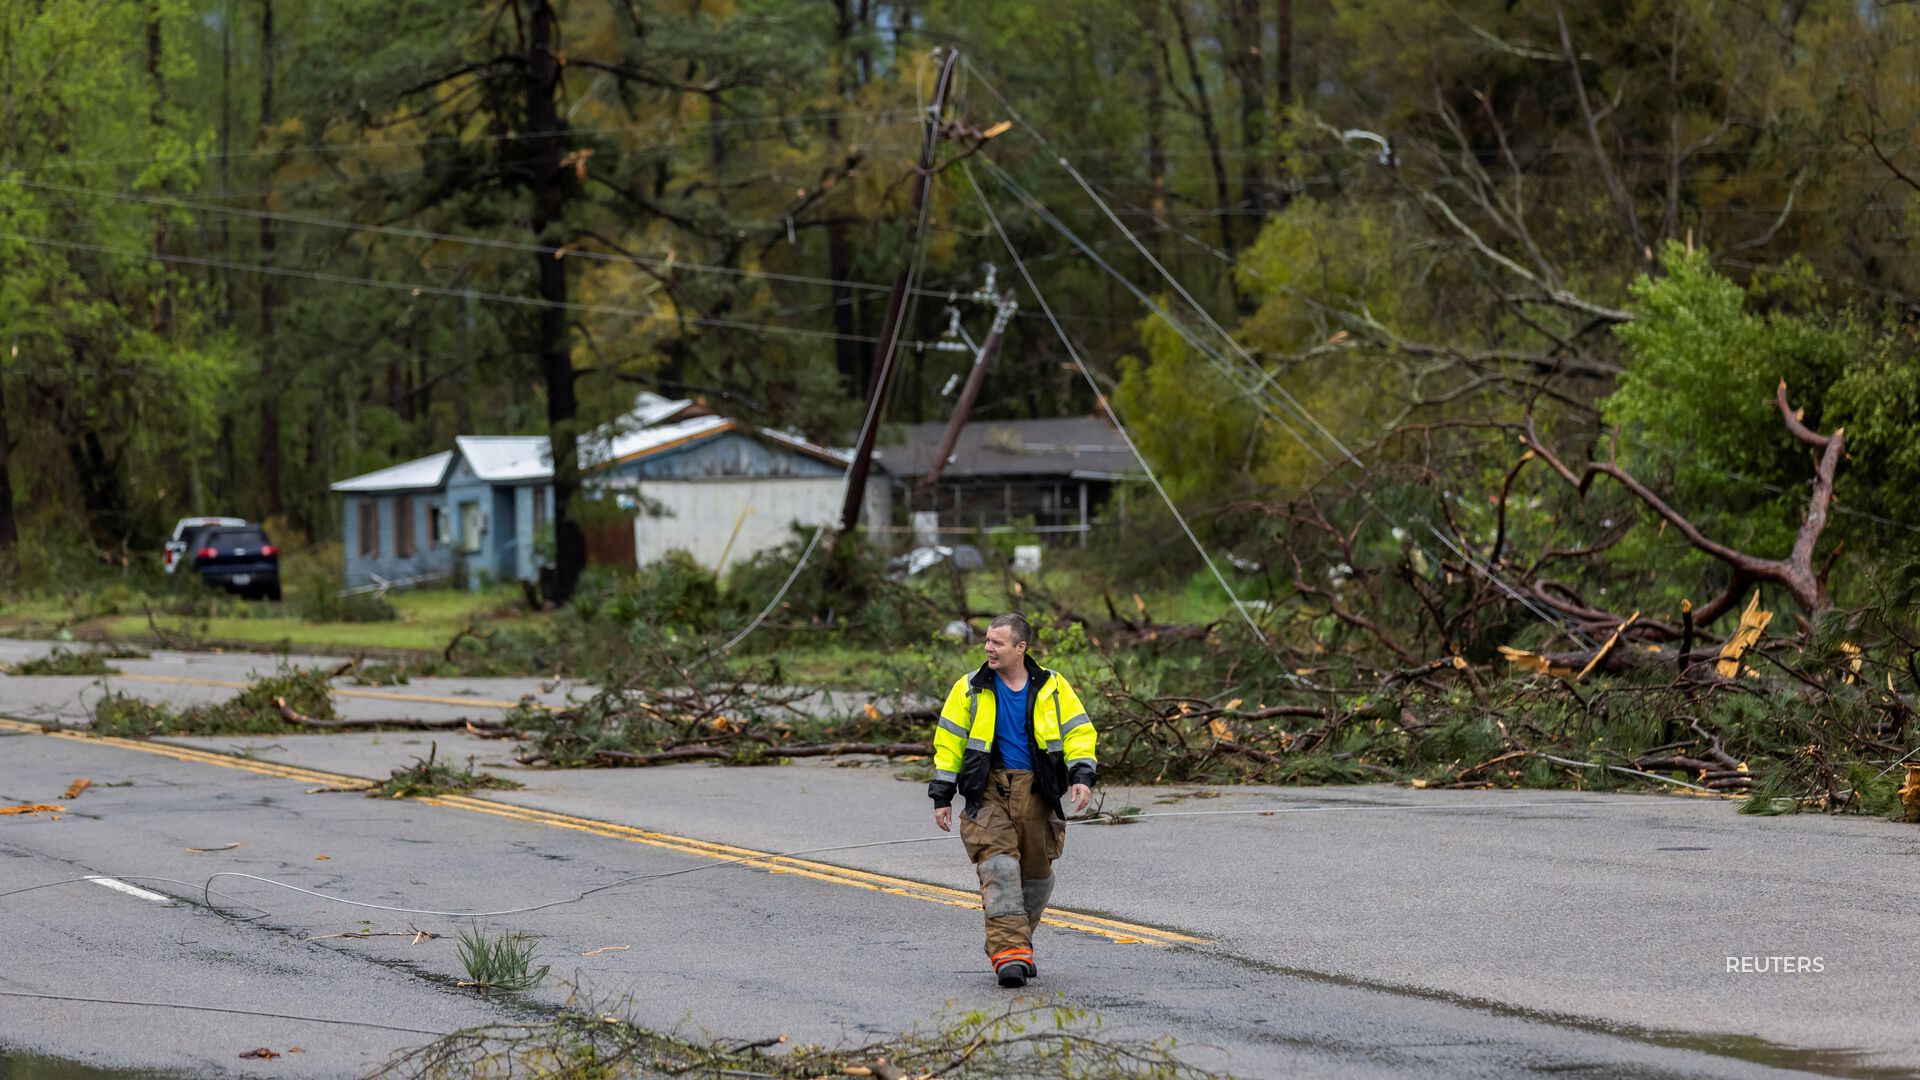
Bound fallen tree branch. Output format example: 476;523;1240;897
1521;380;1843;617
273;697;511;734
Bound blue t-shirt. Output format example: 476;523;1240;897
993;672;1034;770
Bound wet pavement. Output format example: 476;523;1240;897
5;639;1920;1078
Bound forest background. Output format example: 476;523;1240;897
6;0;1920;811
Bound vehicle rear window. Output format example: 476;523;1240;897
204;528;270;547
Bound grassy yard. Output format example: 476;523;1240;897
0;584;530;654
1;549;1252;674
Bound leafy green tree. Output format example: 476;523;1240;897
1608;245;1920;550
0;0;235;555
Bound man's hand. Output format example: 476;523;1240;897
1068;783;1092;815
933;806;953;832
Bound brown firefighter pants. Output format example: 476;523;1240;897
959;769;1066;963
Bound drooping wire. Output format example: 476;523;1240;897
959;161;1272;650
0;991;448;1036
970;158;1590;647
961;60;1590;647
705;52;953;659
1057;166;1920;548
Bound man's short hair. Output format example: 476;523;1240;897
989;613;1034;650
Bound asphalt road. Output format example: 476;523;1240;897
4;639;1918;1079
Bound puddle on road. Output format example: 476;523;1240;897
1641;1032;1919;1079
1216;954;1920;1080
0;1049;185;1079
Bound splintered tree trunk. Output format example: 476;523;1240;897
257;0;282;518
528;0;585;603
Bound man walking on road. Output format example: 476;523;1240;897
930;613;1097;987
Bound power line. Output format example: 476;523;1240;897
0;991;447;1037
973;158;1325;457
4;176;902;295
1066;172;1920;542
0;232;880;346
964;59;1591;647
11;109;918;174
961;160;1274;651
980;153;1579;634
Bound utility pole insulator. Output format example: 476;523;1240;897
922;287;1017;492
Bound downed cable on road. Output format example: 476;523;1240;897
0;990;448;1036
0;798;1668;923
0;874;272;916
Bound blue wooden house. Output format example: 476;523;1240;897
331;394;880;589
329;450;457;589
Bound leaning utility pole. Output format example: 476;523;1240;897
837;46;961;534
923;288;1017;491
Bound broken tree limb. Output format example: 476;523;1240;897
1521;380;1843;617
272;697;511;734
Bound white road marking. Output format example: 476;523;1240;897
90;877;174;904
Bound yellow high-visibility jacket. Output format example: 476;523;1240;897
928;657;1097;817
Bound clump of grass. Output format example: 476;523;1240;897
6;647;122;676
454;925;548;993
89;665;334;737
372;741;523;799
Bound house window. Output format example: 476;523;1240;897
426;506;442;551
358;499;379;558
394;495;415;559
532;485;548;532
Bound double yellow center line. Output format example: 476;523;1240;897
0;716;1204;948
103;671;566;713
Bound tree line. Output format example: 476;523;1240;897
4;1;1918;625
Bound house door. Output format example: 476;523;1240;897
459;502;484;553
493;487;519;579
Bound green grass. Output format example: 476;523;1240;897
454;926;548;993
955;563;1259;629
1;584;531;653
2;558;1238;677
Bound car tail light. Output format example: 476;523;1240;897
197;547;217;560
260;545;277;557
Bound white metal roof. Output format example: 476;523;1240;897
329;451;454;493
760;427;852;464
627;391;701;429
582;414;732;468
454;436;553;483
334;399;841;494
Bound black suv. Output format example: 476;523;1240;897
190;525;282;600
